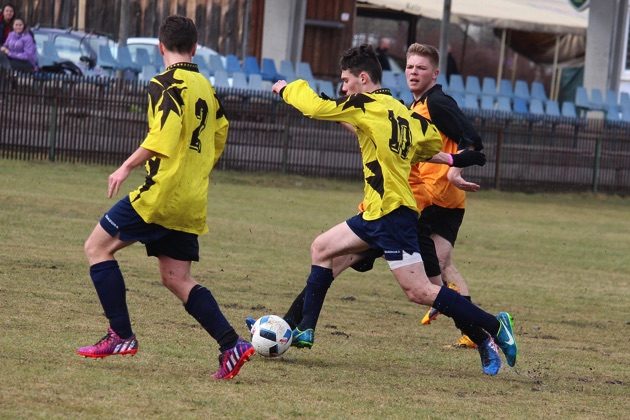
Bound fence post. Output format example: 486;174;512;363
494;128;503;190
281;123;289;174
592;135;602;193
47;96;58;162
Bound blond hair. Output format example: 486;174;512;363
406;43;439;68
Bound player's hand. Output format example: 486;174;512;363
107;166;131;198
272;80;287;95
447;168;480;192
450;150;486;167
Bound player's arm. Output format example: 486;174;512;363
446;166;480;192
427;93;483;150
272;80;362;127
212;93;229;168
108;147;156;198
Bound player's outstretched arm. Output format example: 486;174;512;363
108;147;156;198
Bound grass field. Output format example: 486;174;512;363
1;159;629;418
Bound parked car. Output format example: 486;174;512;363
31;27;115;76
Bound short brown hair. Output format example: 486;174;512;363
159;15;197;53
340;44;382;85
406;43;439;68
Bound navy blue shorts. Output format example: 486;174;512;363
346;206;420;261
100;196;200;261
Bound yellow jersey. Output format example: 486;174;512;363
129;62;228;234
281;80;441;220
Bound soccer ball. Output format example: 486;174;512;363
251;315;293;357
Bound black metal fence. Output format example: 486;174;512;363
2;69;630;194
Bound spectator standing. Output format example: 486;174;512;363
0;3;15;45
1;17;37;72
375;36;392;71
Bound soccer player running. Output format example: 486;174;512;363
271;45;517;375
76;16;255;380
406;43;488;349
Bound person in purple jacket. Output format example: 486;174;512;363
0;17;37;72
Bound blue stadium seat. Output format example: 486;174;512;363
437;74;448;90
574;86;590;115
279;60;296;82
530;81;547;101
561;101;577;118
225;54;241;75
529;98;544;115
448;74;465;95
606;105;621;122
451;92;465;109
465;76;481;98
621;103;630;122
231;71;248;89
482;77;497;97
138;65;155;82
589;88;605;111
192;54;211;75
243;56;261;76
261;58;280;81
513;97;528;114
545;100;560;117
514;80;530;101
480;95;495;110
498;79;513;98
496;96;511;112
247;73;264;91
620;92;630;108
213;70;230;88
605;89;618;111
209;55;226;74
463;93;479;110
296;61;314;80
317;80;335;98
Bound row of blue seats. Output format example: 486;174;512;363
444;74;549;103
456;92;578;119
574;86;630;121
208;70;336;97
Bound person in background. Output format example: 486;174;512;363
0;3;15;45
0;17;37;72
375;36;392;71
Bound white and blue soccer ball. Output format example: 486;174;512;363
251;315;293;357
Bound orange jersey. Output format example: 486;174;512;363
409;84;483;210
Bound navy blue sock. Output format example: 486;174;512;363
433;286;499;336
298;265;334;330
283;288;306;329
90;260;133;339
184;284;238;352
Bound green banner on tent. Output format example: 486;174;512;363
568;0;590;12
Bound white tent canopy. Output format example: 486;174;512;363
360;0;588;35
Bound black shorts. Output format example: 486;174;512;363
419;205;465;247
100;196;200;261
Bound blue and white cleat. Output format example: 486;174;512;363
478;337;502;375
495;312;518;367
292;328;314;348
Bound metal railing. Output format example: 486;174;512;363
2;69;630;194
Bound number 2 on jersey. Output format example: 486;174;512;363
189;98;209;152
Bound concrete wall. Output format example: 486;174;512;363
261;0;306;65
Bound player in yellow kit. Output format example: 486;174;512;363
76;16;254;380
271;45;517;375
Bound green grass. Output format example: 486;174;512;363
1;159;629;418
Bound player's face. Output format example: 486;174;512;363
340;69;365;95
405;54;438;96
